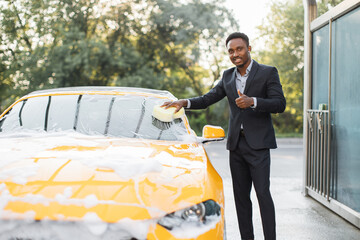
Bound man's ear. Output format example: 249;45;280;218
248;45;252;52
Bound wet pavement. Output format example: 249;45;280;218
204;138;360;240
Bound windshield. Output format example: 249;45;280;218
0;94;190;141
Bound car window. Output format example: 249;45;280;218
21;97;49;130
107;95;146;138
134;96;186;140
0;101;23;131
0;97;48;132
76;95;113;135
0;94;190;141
47;95;78;131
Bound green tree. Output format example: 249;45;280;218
0;0;237;124
254;0;343;135
126;0;237;134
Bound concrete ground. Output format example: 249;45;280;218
204;138;360;240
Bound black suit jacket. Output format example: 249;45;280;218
189;60;286;151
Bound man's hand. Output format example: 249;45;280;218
161;99;188;113
235;90;254;109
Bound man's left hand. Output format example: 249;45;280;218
236;90;254;109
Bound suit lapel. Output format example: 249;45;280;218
244;60;259;95
230;68;238;99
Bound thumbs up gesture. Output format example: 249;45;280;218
236;89;254;109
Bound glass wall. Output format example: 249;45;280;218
312;25;329;109
330;6;360;212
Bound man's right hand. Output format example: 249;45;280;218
161;99;188;113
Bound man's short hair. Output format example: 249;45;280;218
225;32;250;47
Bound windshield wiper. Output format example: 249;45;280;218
73;95;83;131
104;97;115;136
18;99;27;127
133;98;146;138
44;96;52;131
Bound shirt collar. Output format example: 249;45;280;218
235;59;253;78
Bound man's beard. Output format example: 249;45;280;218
235;52;250;68
235;56;249;68
236;62;246;68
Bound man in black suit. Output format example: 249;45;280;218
163;32;286;240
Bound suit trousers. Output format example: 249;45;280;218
229;134;276;240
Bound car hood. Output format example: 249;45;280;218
0;132;210;223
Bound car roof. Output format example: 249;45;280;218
25;86;177;99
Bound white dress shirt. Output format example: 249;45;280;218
235;59;257;108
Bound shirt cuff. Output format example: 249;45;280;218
251;97;257;108
186;99;191;108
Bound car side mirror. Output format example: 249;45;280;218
200;125;225;143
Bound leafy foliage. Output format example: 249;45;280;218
254;0;343;134
0;0;237;119
0;0;344;135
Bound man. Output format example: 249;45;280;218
162;32;285;240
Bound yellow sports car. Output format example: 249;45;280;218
0;87;225;240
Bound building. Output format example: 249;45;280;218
303;0;360;228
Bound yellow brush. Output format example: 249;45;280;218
152;105;185;130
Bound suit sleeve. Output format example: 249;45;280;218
256;67;286;113
188;76;227;109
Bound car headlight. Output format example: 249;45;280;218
158;199;221;230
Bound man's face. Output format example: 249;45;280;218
227;38;251;68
